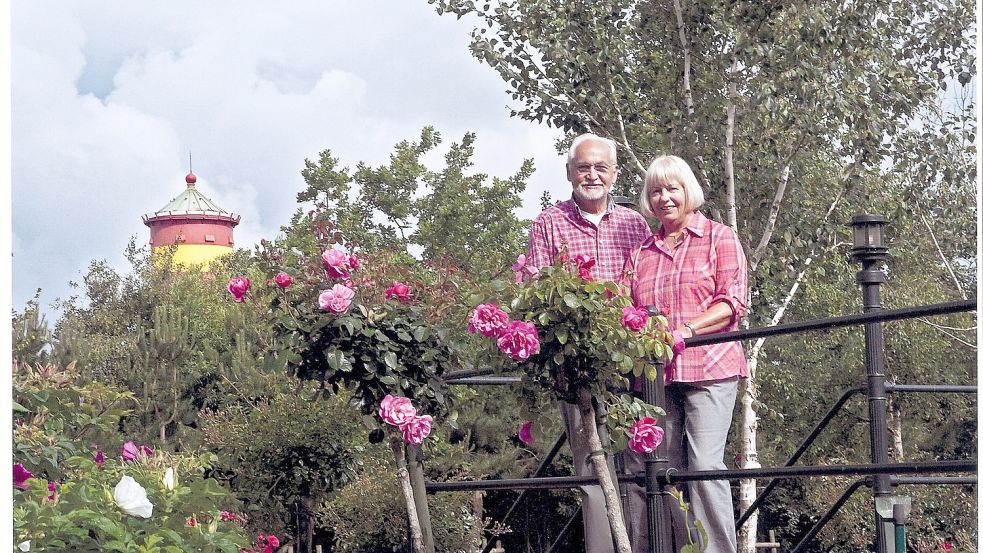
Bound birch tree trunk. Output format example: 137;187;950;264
576;387;632;553
391;438;426;553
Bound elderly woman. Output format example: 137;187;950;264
626;155;748;553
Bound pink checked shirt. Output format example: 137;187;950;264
526;197;652;282
627;211;749;384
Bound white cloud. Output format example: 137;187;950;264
12;0;567;317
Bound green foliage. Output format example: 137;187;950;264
293;127;531;279
14;453;249;553
14;360;135;479
469;253;670;442
252;242;462;425
200;381;367;535
13;360;248;552
318;452;478;552
12;292;53;366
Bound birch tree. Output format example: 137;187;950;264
429;0;976;549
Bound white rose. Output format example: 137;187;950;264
114;475;154;518
163;467;176;491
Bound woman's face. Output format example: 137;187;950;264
647;180;688;226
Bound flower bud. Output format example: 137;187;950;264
163;467;176;491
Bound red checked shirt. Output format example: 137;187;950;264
526;197;652;282
626;211;749;384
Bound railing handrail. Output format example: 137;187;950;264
443;299;976;382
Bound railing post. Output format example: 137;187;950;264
645;306;673;552
850;213;893;553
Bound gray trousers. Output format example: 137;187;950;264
662;377;739;553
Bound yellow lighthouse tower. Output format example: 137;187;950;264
143;171;241;267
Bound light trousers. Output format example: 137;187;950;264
662;377;739;553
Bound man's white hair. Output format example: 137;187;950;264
566;133;618;164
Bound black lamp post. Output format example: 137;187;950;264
849;214;893;553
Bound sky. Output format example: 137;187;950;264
10;1;568;319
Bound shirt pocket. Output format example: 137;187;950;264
679;266;716;308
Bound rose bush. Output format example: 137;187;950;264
13;361;249;552
468;250;673;553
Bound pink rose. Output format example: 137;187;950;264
628;417;665;454
121;441;139;462
318;284;355;313
273;272;293;288
621;306;649;332
670;329;687;355
266;535;280;548
468;304;510;338
348;255;360;270
573;254;595;281
94;446;104;467
384;282;412;303
518;420;535;445
496;320;540;361
13;463;32;489
379;394;417;427
227;276;250;302
321;249;350;278
47;480;57;501
140;445;154;457
401;414;433;445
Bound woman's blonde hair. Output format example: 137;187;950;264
638;155;705;218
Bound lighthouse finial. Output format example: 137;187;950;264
185;152;197;186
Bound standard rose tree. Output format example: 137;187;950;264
378;394;435;552
252;240;463;552
469;252;671;553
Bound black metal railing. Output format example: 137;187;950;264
425;214;977;553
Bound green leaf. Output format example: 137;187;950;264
384;352;398;369
563;293;580;308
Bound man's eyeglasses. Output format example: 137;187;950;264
574;164;614;176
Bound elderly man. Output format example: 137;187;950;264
526;133;651;553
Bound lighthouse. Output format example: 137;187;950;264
143;171;240;267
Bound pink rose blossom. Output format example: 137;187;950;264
47;480;57;501
273;272;293;288
518;421;535;445
140;445;154;457
321;249;350;279
94;446;104;467
121;441;139;462
266;535;280;548
318;284;356;313
227;276;251;302
573;254;595;281
670;329;687;355
348;255;360;270
384;282;412;303
401;415;433;445
468;304;510;338
13;464;32;490
496;320;541;361
628;417;665;454
379;395;417;427
621;306;650;332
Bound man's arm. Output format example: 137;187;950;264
525;218;555;270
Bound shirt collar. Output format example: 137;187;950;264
655;210;707;238
566;195;617;220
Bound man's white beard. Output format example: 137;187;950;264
573;185;607;203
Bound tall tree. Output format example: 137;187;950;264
429;0;976;548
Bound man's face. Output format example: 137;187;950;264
566;139;618;206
